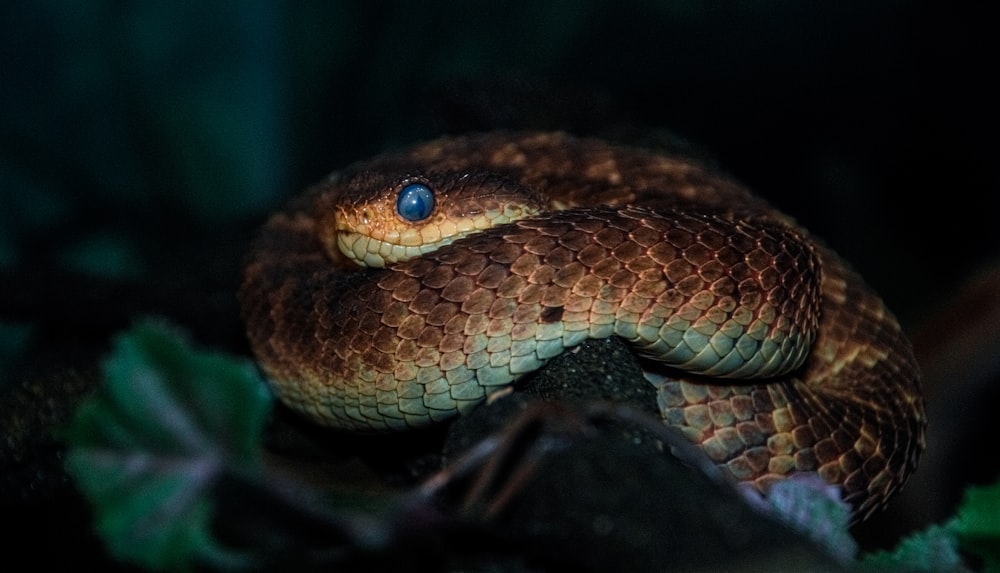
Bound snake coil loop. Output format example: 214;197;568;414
240;131;925;521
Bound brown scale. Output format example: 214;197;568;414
240;131;925;522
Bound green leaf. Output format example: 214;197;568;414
64;319;272;571
858;521;966;572
954;480;1000;571
760;474;858;563
856;475;1000;572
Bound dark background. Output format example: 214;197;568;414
2;0;997;565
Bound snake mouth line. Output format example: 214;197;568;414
335;206;542;267
336;231;460;268
242;130;925;524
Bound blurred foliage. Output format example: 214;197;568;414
3;1;996;294
63;319;999;571
1;2;292;226
859;479;1000;572
64;319;270;570
763;475;858;562
860;523;967;572
955;481;1000;571
2;1;998;571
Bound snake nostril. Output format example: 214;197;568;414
396;183;435;222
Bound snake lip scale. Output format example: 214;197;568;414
240;130;926;522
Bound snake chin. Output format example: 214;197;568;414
241;130;926;523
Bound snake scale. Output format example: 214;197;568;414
240;131;925;521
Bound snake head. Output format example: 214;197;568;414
319;169;544;268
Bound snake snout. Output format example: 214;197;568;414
325;171;545;268
243;132;925;522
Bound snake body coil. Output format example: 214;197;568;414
240;131;925;520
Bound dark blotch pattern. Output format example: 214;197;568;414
240;131;925;523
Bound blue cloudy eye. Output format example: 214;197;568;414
396;183;435;222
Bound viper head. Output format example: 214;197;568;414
320;170;543;268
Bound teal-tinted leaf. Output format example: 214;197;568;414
760;474;858;563
954;479;1000;571
64;319;272;571
858;476;1000;573
858;521;965;572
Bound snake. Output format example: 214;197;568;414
240;130;925;521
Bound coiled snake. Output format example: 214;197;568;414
240;131;925;521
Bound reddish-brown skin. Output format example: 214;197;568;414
240;131;925;521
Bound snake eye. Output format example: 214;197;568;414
396;183;435;222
